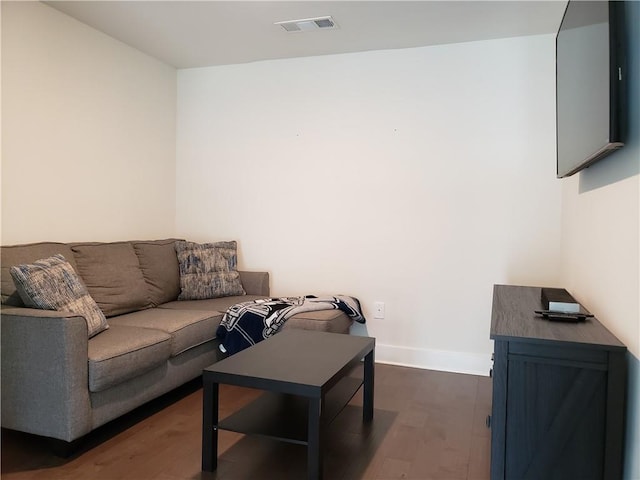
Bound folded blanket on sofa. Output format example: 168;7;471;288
216;295;366;355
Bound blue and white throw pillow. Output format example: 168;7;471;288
175;241;246;300
10;254;108;338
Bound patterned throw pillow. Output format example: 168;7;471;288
175;241;246;300
10;254;109;338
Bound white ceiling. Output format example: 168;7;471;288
45;1;568;69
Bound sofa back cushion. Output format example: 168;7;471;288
132;239;182;306
71;242;151;317
1;242;78;306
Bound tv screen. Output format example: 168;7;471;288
556;1;626;178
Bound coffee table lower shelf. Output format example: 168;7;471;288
217;375;364;445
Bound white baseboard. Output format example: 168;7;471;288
374;343;492;377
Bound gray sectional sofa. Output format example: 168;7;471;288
0;239;352;450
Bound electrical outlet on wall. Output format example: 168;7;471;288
374;302;385;319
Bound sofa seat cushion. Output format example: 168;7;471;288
108;308;221;356
88;325;171;393
158;295;266;313
71;242;152;317
282;309;352;334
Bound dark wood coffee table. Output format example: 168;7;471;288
201;329;375;480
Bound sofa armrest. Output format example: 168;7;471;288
238;271;270;296
1;307;92;442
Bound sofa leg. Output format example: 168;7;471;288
49;438;82;458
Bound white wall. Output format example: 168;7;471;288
561;172;639;355
1;1;177;244
560;2;639;478
177;34;562;374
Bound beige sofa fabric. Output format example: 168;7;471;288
109;308;222;356
158;294;266;313
133;239;182;306
0;308;93;442
88;325;172;393
283;308;353;333
71;242;152;317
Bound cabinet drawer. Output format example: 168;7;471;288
508;342;608;365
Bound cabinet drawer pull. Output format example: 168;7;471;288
486;415;491;428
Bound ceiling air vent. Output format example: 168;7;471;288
275;16;338;33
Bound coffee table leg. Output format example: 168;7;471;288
363;349;374;422
308;396;323;480
202;380;219;472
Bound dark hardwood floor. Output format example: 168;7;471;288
1;363;492;480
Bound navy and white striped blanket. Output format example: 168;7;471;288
216;295;366;355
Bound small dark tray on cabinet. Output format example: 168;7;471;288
534;310;593;323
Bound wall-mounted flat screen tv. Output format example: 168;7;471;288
556;0;626;178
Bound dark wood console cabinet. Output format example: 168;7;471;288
489;285;627;480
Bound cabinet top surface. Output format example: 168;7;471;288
490;285;625;350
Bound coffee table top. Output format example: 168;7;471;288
203;330;375;396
